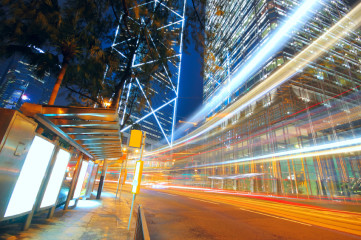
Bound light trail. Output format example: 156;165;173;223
144;84;361;163
147;183;361;203
145;2;361;157
185;138;361;169
173;0;323;139
238;207;312;226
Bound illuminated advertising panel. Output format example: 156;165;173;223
5;136;55;218
40;149;71;209
73;161;89;199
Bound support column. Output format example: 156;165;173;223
64;153;83;210
96;159;108;199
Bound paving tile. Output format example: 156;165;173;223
0;190;137;240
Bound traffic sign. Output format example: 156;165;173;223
129;130;143;148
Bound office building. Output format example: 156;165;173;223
111;0;186;149
0;55;55;109
152;0;361;201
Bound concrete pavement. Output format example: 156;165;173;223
0;190;137;240
2;182;361;240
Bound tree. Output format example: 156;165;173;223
104;0;182;110
0;0;118;105
0;0;184;114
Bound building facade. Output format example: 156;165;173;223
145;0;361;201
110;0;186;149
0;55;55;109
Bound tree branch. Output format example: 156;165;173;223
191;0;205;30
120;91;138;129
64;85;103;105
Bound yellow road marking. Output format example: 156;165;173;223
157;189;361;236
238;207;312;226
188;197;219;204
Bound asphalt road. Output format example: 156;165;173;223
105;183;361;240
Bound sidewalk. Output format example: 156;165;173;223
0;190;136;240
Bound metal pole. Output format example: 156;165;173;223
115;158;125;199
64;153;83;210
118;158;128;200
127;132;146;230
97;158;108;199
128;193;136;230
139;133;146;161
91;164;100;192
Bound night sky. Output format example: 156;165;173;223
175;42;203;122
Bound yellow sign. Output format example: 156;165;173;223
131;161;144;194
129;130;143;148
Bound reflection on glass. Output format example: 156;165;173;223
73;161;89;199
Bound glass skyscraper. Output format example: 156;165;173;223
147;0;361;201
204;0;360;114
0;55;55;109
112;0;186;149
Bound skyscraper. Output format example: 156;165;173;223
111;0;186;149
0;55;55;109
151;0;361;201
203;0;361;115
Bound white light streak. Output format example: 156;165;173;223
159;1;361;154
189;137;361;169
174;0;322;139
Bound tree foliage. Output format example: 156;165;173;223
106;0;182;108
103;0;184;130
0;0;184;119
0;0;120;105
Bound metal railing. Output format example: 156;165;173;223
134;205;150;240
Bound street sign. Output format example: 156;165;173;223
129;130;142;148
131;160;144;194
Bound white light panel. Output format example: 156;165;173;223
5;136;55;218
40;149;71;209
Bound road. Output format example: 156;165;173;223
105;183;361;240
